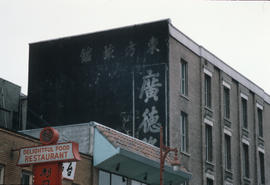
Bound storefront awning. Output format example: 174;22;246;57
93;125;191;185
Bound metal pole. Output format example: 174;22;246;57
160;126;164;185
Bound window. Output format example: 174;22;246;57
241;98;248;129
224;134;232;170
0;165;4;184
206;178;214;185
206;124;213;162
99;170;146;185
180;112;188;153
111;174;127;185
224;87;230;119
181;60;188;96
21;171;32;185
131;180;147;185
205;74;212;108
243;143;250;178
258;108;263;137
259;152;265;184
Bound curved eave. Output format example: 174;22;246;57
93;128;191;185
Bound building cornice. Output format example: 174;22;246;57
169;23;270;104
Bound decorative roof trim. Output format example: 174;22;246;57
242;138;250;146
204;68;213;77
258;146;265;154
256;103;264;110
223;81;231;89
169;23;270;104
224;128;232;137
204;118;213;127
240;93;248;101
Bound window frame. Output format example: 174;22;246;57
257;108;263;137
21;170;33;185
181;59;188;96
223;86;230;119
241;97;248;129
0;165;4;184
205;124;213;162
180;111;188;153
242;143;250;178
259;151;265;184
206;178;214;185
205;74;212;108
224;134;232;170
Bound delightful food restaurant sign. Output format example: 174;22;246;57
16;127;80;185
17;142;79;165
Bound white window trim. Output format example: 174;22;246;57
258;146;265;154
224;128;232;136
206;172;215;180
0;165;4;184
242;138;250;146
223;81;231;89
225;182;233;185
256;103;264;110
240;93;248;100
204;118;213;127
204;68;212;77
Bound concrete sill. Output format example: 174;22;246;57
204;106;213;113
179;94;190;102
180;151;191;158
205;161;215;167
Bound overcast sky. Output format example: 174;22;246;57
0;0;269;95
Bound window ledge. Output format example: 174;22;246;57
243;177;251;184
206;161;215;167
225;169;233;175
224;117;231;123
204;106;213;113
180;94;190;101
258;136;264;142
180;151;191;157
242;127;249;133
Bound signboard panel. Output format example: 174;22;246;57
62;162;76;180
134;64;166;146
33;162;62;185
27;20;169;143
17;142;80;166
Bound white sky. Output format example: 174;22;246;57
0;0;270;95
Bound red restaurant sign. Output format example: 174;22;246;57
17;142;80;166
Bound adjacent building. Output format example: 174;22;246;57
0;78;26;130
3;19;269;184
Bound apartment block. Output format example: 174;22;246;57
25;19;269;185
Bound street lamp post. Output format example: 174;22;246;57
160;126;180;185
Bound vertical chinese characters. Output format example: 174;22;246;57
80;47;92;63
137;68;163;145
139;70;162;103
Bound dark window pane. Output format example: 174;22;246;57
112;174;127;185
258;108;263;137
225;134;231;170
99;170;110;185
206;125;213;162
181;112;188;152
259;152;265;184
242;98;248;129
206;178;213;185
181;60;188;96
21;171;31;185
205;74;211;108
243;144;250;178
224;87;230;119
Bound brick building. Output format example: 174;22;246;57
19;19;270;184
0;127;94;185
0;122;190;185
